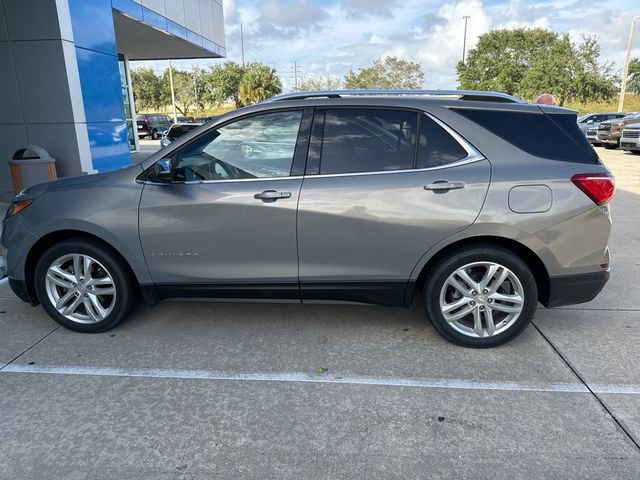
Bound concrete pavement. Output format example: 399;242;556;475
0;146;639;478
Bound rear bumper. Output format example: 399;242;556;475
544;270;609;307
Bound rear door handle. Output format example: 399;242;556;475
254;190;292;201
424;181;465;191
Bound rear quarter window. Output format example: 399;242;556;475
452;108;599;164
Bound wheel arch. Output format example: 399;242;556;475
410;235;550;306
24;230;142;305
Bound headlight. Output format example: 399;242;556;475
6;200;33;218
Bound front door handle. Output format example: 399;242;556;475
254;190;292;201
424;181;465;191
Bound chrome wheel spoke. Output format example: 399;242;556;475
484;307;496;336
442;296;472;314
489;303;522;314
55;289;76;310
456;269;479;293
63;294;83;315
72;254;83;281
472;309;483;337
444;303;476;322
490;292;523;306
47;267;76;289
447;276;471;296
478;264;499;291
86;276;112;287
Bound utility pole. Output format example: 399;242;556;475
462;15;471;64
240;24;245;67
618;16;640;112
168;59;177;123
293;61;299;91
193;68;199;119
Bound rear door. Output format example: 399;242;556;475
139;108;312;299
297;108;491;305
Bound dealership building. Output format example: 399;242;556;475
0;0;225;197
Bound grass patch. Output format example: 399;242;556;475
564;94;640;114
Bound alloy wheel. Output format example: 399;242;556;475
45;253;116;324
439;261;525;338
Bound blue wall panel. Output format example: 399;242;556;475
111;0;143;19
75;48;125;123
68;0;117;55
87;122;131;171
68;0;131;171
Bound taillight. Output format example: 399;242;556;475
571;173;615;205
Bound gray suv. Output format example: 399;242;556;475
2;90;614;348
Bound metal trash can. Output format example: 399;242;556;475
8;145;57;193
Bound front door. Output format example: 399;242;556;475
139;109;311;300
297;108;491;305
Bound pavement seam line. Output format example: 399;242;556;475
0;363;598;393
532;321;640;453
0;326;59;371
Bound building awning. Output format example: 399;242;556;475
113;10;225;60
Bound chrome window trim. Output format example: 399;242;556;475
142;111;485;185
304;154;485;180
143;175;304;186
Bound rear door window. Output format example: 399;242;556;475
319;109;417;175
417;115;469;168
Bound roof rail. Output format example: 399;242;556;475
262;89;526;104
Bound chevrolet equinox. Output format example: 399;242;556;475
2;90;614;347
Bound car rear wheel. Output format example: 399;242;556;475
423;246;537;348
34;238;139;332
151;129;159;140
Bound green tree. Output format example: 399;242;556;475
161;67;197;116
457;28;617;105
202;61;245;108
521;35;616;106
131;67;164;111
345;56;424;89
628;58;640;96
297;75;344;91
457;28;558;95
238;63;282;105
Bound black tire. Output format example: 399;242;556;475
603;143;618;150
34;238;139;333
151;129;158;140
423;246;537;348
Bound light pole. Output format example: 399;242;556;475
618;15;640;112
462;15;471;64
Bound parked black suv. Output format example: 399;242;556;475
136;114;172;140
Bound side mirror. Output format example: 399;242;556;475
586;119;594;124
148;159;172;183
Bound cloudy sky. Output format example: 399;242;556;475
136;0;639;92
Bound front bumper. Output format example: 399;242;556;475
8;277;36;304
545;270;609;307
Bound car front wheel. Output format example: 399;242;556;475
423;246;537;348
34;238;139;332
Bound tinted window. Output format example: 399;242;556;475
319;109;417;174
417;115;469;168
453;108;598;164
174;110;303;182
167;124;200;140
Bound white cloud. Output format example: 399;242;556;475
133;0;640;92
